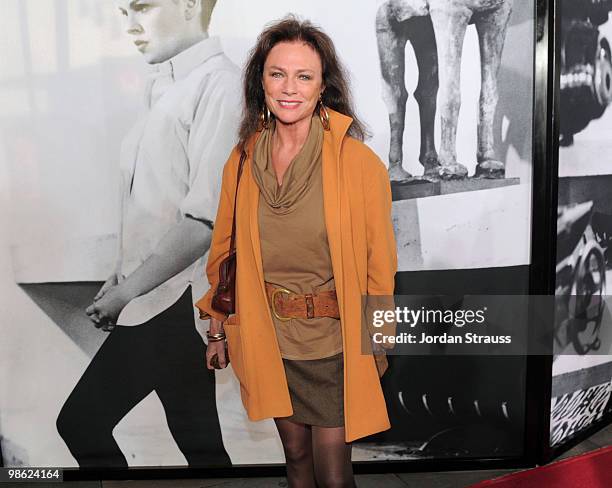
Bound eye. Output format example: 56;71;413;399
134;3;151;12
299;74;312;81
118;7;128;16
270;71;283;78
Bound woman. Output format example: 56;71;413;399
196;17;397;487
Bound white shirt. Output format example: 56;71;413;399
116;37;240;326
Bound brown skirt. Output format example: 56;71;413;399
281;352;344;427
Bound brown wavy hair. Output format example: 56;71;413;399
238;15;367;148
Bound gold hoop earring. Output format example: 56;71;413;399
318;96;330;131
259;105;272;130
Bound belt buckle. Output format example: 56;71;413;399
271;287;292;322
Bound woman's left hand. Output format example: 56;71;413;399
206;339;228;370
85;284;133;332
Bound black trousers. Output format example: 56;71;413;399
56;286;230;468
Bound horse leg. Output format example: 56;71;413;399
376;2;413;181
409;15;440;180
474;1;513;178
429;3;472;179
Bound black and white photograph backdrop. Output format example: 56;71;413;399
558;0;612;177
552;0;612;449
0;0;535;468
378;0;533;273
553;177;612;448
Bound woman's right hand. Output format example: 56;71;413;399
206;317;228;369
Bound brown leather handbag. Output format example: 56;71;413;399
211;150;247;315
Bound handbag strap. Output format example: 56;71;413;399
229;150;247;254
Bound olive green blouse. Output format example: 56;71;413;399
252;116;343;360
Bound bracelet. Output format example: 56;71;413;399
206;331;226;342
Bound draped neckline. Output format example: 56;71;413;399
251;115;323;215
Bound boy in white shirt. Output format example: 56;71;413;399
56;0;239;467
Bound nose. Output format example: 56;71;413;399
282;77;297;96
126;13;143;35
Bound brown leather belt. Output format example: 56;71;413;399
265;282;340;321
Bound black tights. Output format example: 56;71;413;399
274;418;355;488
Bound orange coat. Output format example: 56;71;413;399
195;109;397;442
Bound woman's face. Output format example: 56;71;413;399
262;41;325;128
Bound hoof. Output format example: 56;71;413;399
422;162;442;182
437;162;469;180
474;160;505;179
388;164;413;182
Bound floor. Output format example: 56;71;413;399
9;422;611;488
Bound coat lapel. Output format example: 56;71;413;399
322;110;352;321
244;136;269;305
247;163;265;286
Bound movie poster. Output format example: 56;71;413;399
0;0;534;467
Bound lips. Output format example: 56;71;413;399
277;100;301;109
134;40;148;52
